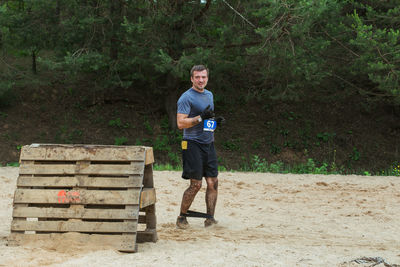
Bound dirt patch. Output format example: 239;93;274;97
0;168;399;266
1;84;399;173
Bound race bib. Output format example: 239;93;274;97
203;119;217;132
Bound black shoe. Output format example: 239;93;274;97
176;216;189;229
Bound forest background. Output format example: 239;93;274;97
0;0;399;175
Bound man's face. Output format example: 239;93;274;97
191;70;208;91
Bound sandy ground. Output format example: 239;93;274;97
0;167;399;266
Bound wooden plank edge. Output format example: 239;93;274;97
139;188;156;209
7;233;137;252
137;230;158;243
13;206;139;220
11;220;138;233
17;176;144;188
18;163;144;176
13;188;141;205
144;147;154;165
20;144;148;162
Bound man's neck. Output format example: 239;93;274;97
192;87;204;93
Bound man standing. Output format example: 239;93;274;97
176;65;221;229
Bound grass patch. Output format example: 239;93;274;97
4;162;19;167
154;163;182;171
236;155;400;176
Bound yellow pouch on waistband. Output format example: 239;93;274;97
181;140;188;150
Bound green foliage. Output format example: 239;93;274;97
249;0;342;100
135;138;143;146
269;161;285;173
114;136;128;146
392;164;400;176
350;147;360;161
316;132;336;146
1;0;400;105
222;139;241;151
303;159;329;175
246;155;285;173
250;155;268;172
280;128;289;137
154;163;182;171
167;152;180;166
252;139;261;149
380;163;400;176
63;51;109;75
243;155;336;175
349;3;400;102
1;0;400;174
143;119;153;135
6;162;19;167
218;165;227;172
153;135;170;152
317;132;336;143
0;0;60;73
269;144;281;155
55;125;82;144
108;118;130;129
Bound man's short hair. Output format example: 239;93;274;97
190;65;209;77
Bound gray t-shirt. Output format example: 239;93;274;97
177;88;214;144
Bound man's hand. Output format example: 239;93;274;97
215;116;226;126
200;105;215;120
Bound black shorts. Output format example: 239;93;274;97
181;140;218;180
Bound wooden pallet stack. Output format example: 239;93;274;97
8;144;157;252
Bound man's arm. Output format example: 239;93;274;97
177;113;202;129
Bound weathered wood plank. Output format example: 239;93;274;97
143;164;154;188
11;144;156;251
139;188;156;209
142;204;157;230
138;215;147;224
13;206;139;220
20;144;146;162
14;189;141;205
11;220;138;233
137;230;158;243
17;175;143;188
144;147;154;165
8;233;137;252
19;162;144;176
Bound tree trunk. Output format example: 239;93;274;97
32;50;37;74
164;73;180;131
163;1;190;131
165;90;179;131
109;0;121;60
18;0;24;10
0;30;2;53
55;0;60;24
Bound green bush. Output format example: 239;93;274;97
153;135;170;152
114;136;128;146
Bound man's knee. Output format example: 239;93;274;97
189;179;202;192
206;177;218;191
